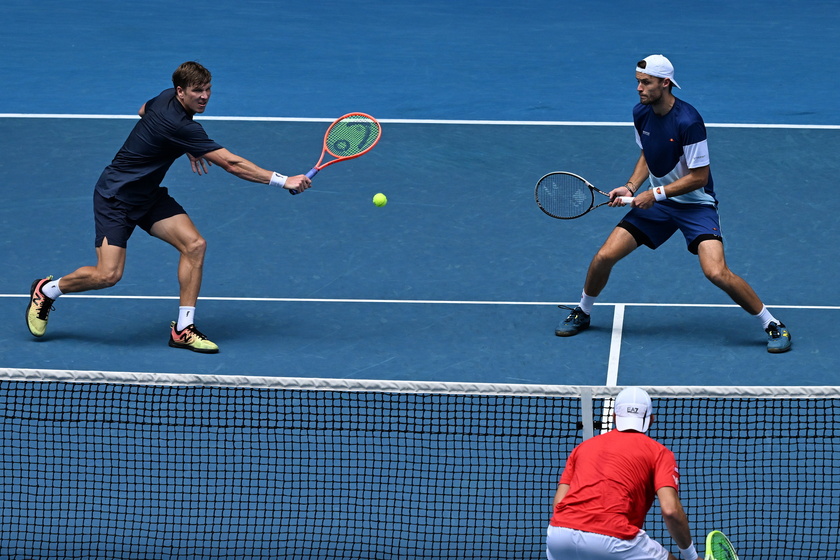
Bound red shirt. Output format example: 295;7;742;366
549;429;679;539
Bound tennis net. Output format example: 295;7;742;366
1;369;837;560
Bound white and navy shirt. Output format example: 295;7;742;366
633;98;716;206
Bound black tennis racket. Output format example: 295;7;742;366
535;171;633;219
705;530;739;560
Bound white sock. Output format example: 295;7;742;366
755;305;779;330
177;306;196;331
42;278;64;300
579;292;597;315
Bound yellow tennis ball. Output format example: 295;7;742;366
373;193;387;207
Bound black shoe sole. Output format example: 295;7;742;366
555;325;589;337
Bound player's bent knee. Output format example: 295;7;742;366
98;270;123;289
592;249;622;269
703;271;723;287
702;267;731;288
182;236;207;259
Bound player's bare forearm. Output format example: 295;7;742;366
659;166;710;198
201;148;311;192
610;151;651;206
644;165;709;198
627;163;710;209
203;148;273;183
662;510;693;550
628;151;649;193
657;487;694;550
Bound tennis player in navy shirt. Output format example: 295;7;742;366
555;55;792;353
26;61;311;353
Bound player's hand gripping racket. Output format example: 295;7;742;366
705;530;739;560
289;112;382;194
535;171;633;219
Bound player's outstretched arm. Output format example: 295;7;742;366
202;148;311;193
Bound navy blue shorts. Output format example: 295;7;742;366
618;202;723;255
93;187;186;248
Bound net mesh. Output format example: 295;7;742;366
1;372;837;560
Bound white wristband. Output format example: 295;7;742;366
653;186;667;201
269;172;288;188
679;543;698;560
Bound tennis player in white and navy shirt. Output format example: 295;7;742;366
555;54;792;354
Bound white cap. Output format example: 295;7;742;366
614;387;652;432
636;54;681;89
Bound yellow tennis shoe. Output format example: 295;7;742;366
26;276;55;337
169;322;219;353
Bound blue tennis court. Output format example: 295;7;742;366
2;0;840;387
2;118;839;385
1;1;839;559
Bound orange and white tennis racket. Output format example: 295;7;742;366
289;112;382;194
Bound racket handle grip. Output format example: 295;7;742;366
289;167;320;195
617;196;634;204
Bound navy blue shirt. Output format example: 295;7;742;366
94;88;223;204
633;97;716;206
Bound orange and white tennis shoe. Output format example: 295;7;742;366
26;276;56;337
169;322;219;353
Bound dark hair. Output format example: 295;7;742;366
637;59;647;69
172;61;212;89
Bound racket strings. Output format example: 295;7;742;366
326;116;380;157
536;174;594;219
710;542;737;560
708;533;738;560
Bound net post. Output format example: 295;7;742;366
580;386;594;440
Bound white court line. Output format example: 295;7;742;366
1;294;839;311
1;114;838;129
606;304;625;387
1;294;839;310
595;304;626;434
